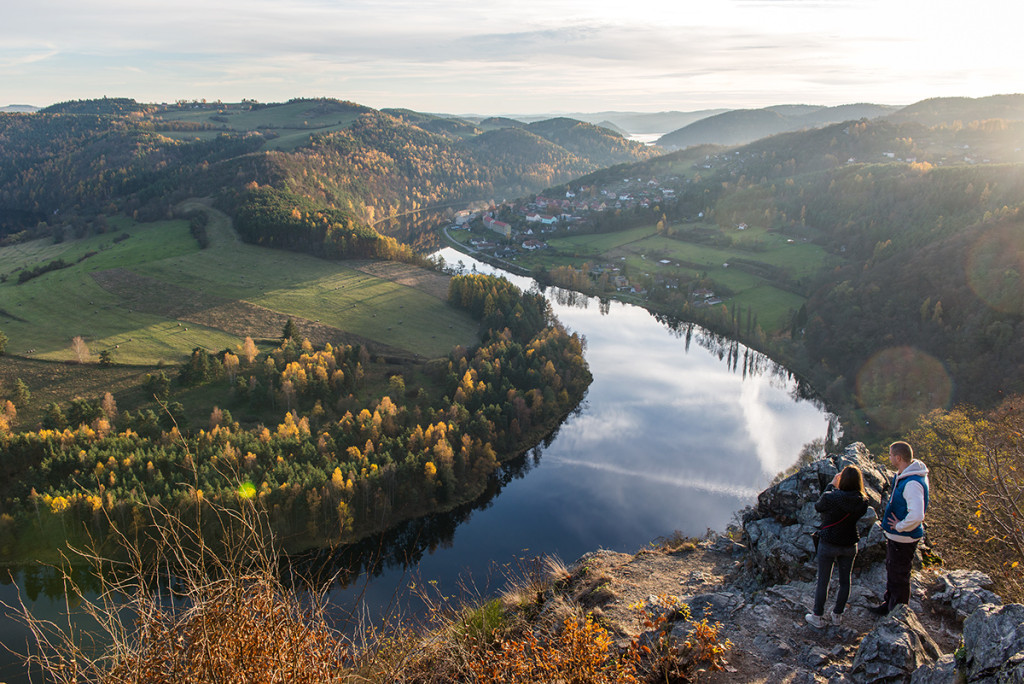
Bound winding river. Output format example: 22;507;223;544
0;247;835;679
312;247;835;625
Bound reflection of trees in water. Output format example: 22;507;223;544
284;441;549;593
2;444;549;613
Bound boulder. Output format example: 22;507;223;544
744;443;890;584
959;602;1024;683
908;654;957;684
849;605;943;683
931;570;1002;621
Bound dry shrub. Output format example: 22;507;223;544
631;595;733;682
12;497;351;683
467;613;642;684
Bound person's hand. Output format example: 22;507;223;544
831;473;841;488
887;513;901;529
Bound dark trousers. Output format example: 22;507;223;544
884;538;919;610
813;541;857;616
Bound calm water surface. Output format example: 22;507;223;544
318;248;834;622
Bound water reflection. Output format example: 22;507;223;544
307;248;835;622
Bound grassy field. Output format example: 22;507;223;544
0;206;478;369
524;221;834;332
155;102;363;151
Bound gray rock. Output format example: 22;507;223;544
804;645;830;668
931;570;1002;620
850;605;943;683
765;661;817;683
744;443;891;584
960;603;1024;683
683;590;744;619
909;654;957;684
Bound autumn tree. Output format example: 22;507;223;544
241;336;258;364
223;352;240;383
101;392;118;422
910;395;1024;600
71;336;90;363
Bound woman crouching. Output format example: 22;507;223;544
806;465;869;628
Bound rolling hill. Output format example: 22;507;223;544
656;103;898;149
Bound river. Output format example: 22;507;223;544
0;247;835;679
311;247;835;627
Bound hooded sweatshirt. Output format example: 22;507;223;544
881;459;930;543
815;484;869;547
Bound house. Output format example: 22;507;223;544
483;215;511;238
540;215;558;225
521;239;544;250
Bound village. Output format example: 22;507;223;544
443;172;730;308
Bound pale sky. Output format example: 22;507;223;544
2;0;1022;115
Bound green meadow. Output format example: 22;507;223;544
155;101;363;151
524;221;833;332
0;208;478;367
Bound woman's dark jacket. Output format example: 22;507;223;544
814;484;869;547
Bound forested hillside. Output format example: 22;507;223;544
536;102;1024;440
0;97;654;249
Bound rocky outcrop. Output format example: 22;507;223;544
743;443;890;583
544;442;1022;683
959;603;1024;683
931;570;1002;620
849;605;942;683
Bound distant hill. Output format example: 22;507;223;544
656;103;898;149
0;104;38;113
477;117;527;131
506;110;728;136
381;109;481;140
886;94;1024;126
596;120;628;136
657;109;792;148
40;97;155;117
0;98;654;242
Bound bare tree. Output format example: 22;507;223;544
70;336;90;364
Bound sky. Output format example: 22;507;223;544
2;0;1023;116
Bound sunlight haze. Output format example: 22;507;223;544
2;0;1022;112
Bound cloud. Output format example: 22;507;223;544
2;0;1021;111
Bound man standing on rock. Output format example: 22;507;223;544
870;440;929;615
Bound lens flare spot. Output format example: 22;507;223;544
238;481;257;500
966;222;1024;315
856;346;952;431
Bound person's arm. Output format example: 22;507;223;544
894;480;925;531
815;473;841;513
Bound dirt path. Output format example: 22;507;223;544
560;540;963;683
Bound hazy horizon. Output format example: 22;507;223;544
3;0;1023;114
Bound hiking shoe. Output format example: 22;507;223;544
829;612;843;626
867;603;889;616
805;613;825;628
